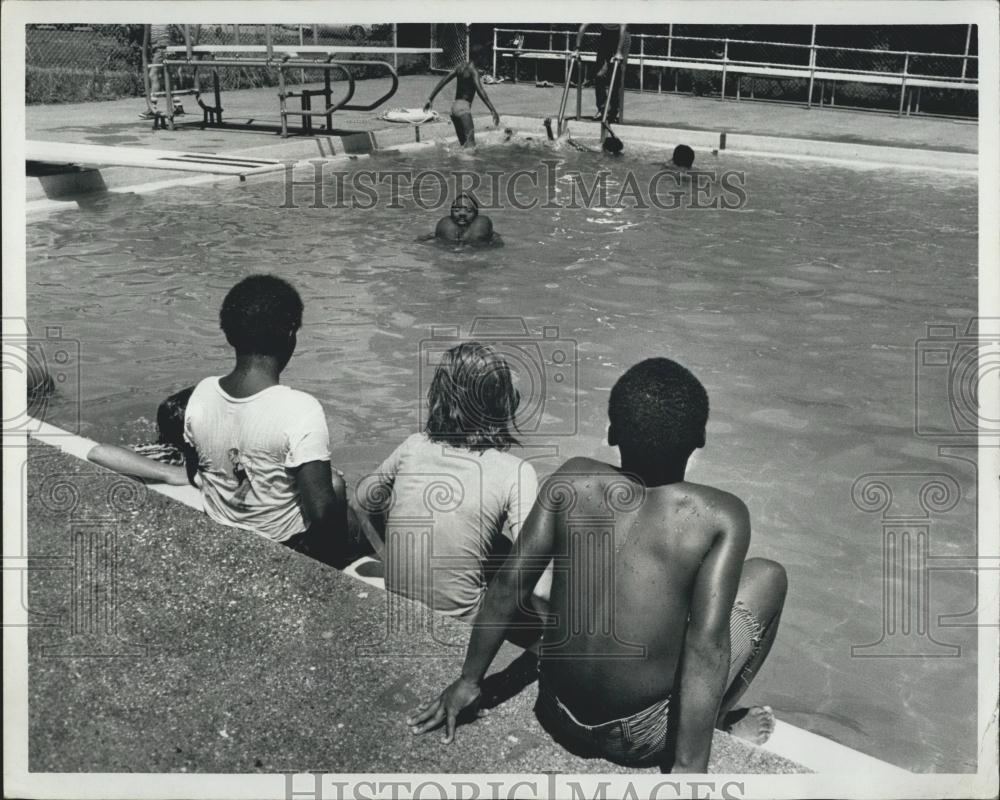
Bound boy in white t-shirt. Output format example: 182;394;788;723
184;275;352;565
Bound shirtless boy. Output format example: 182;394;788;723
408;357;787;772
433;193;495;244
424;60;501;147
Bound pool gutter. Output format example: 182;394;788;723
26;113;976;217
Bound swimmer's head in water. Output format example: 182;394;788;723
450;193;479;227
608;357;708;464
602;135;624;155
672;144;695;169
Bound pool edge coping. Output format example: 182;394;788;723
25;114;977;216
24;418;913;779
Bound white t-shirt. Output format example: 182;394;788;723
369;433;538;621
183;377;331;542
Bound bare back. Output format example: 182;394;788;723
539;458;743;723
453;63;478;103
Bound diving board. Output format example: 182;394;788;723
26;141;285;177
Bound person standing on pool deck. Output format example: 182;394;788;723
140;24;187;120
408;357;787;772
424;60;501;147
576;24;630;124
183;275;355;567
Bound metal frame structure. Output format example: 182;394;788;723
494;26;978;119
148;25;441;136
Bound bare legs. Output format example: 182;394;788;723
717;557;787;744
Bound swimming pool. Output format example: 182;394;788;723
26;143;979;771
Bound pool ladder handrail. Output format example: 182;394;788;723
599;57;621;142
556;52;620;142
555;50;580;137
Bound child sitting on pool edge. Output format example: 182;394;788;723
408;357;786;772
87;385;196;486
357;341;539;625
182;274;364;568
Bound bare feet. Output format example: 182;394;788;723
719;706;775;745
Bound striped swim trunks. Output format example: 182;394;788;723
535;601;766;767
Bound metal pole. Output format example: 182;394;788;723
898;52;909;115
721;39;728;99
313;23;319;46
807;24;817;108
233;24;240;46
278;62;288;137
299;25;305;85
163;54;175;130
141;24;153;114
639;35;644;93
667;24;672;59
961;23;971;79
392;24;398;71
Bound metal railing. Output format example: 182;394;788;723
492;25;978;118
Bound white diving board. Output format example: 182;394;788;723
26;141;286;177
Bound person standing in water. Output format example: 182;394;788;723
424;59;501;147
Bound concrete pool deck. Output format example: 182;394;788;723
23;435;806;775
23;74;978;207
18;421;927;779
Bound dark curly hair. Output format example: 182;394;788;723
425;341;520;451
609;357;709;460
156;385;194;449
219;275;303;357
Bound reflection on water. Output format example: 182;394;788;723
27;146;979;771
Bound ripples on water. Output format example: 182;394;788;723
27;146;979;771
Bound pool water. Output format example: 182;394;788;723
27;144;979;772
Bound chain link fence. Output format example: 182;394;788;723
26;23;433;105
430;23;469;71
